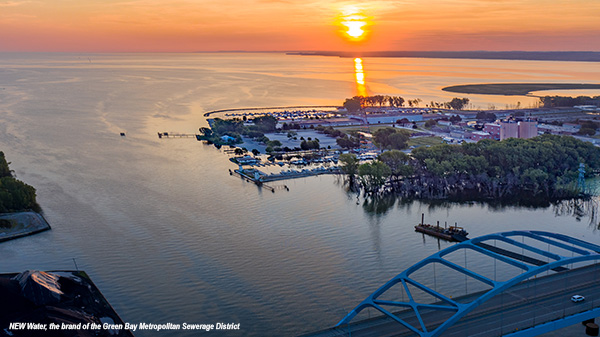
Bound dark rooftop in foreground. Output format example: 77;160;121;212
0;270;134;337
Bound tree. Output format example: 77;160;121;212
449;115;462;123
378;150;410;176
448;98;470;110
358;161;391;193
343;97;362;113
424;119;437;128
199;127;212;137
0;152;38;212
336;135;359;149
476;111;497;122
251;149;260;156
339;153;359;176
253;115;278;132
373;128;410;150
300;139;320;150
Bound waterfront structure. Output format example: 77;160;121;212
329;231;600;337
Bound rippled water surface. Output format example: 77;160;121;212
0;53;599;336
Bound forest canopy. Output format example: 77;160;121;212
0;152;38;212
343;135;600;201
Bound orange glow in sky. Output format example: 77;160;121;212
0;1;599;52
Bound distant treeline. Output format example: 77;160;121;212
341;135;600;201
0;152;38;212
540;95;600;108
290;51;600;62
342;95;470;112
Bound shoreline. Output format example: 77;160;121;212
289;51;600;62
203;105;338;117
0;211;51;243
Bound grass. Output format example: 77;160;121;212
408;136;443;147
335;124;417;135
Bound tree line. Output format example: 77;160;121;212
340;135;600;201
0;152;38;212
539;95;600;108
342;96;470;112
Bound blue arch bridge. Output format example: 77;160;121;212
302;231;600;337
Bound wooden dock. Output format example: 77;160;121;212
230;169;276;192
157;132;198;139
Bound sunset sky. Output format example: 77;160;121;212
1;0;600;52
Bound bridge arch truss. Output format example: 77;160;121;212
337;231;600;337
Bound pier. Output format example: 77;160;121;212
229;165;339;191
157;132;198;139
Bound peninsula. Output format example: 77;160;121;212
0;151;50;242
442;83;600;96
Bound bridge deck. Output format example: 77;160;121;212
300;263;600;337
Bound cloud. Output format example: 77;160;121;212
0;0;31;7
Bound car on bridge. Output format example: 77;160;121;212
571;295;585;303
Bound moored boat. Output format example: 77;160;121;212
415;214;468;242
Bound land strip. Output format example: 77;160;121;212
290;51;600;62
0;211;51;243
442;83;600;96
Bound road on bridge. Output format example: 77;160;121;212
302;263;600;337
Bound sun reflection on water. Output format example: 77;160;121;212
354;57;367;96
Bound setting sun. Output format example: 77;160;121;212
343;20;366;39
339;6;369;42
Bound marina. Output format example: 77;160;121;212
2;52;600;337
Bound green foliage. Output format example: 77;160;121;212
0;152;38;212
300;139;320;150
424;119;437;128
252;115;278;132
358;161;392;192
199;127;212;137
378;150;410;176
339;153;359;176
412;135;600;198
267;140;282;148
577;121;598;136
336;135;360;149
578;127;596;136
373;128;410;150
540;95;600;108
212;118;244;135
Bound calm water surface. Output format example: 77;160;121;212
0;53;599;336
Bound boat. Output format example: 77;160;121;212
415;214;468;242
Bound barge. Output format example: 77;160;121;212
415;214;468;242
